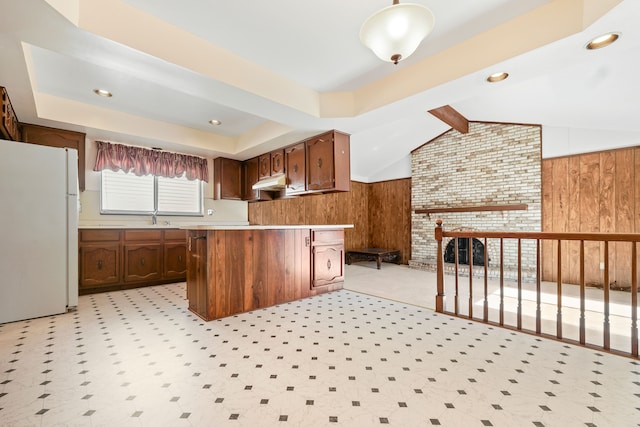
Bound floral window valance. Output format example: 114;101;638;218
93;141;208;182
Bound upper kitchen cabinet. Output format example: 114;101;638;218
1;86;20;142
243;156;272;202
213;157;243;200
306;130;350;193
20;123;86;191
258;149;285;180
284;142;306;195
271;149;285;176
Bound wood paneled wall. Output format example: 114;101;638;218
247;179;412;264
542;147;638;287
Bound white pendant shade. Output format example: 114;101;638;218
360;2;435;64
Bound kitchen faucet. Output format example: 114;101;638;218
151;209;158;225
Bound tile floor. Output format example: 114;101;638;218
1;265;639;426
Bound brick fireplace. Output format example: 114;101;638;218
409;122;542;279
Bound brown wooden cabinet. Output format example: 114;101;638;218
186;226;346;321
306;130;350;193
79;245;121;288
79;230;121;289
271;149;284;175
310;229;344;288
1;86;20;142
284;143;306;195
213;157;243;200
186;231;208;315
243;156;273;202
79;228;188;294
240;130;350;200
20;123;86;191
164;229;187;279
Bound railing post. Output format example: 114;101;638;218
435;219;445;313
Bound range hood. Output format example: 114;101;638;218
252;174;286;191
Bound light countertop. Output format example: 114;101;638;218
179;224;354;230
78;221;250;229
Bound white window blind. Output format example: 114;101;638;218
157;175;201;214
101;169;202;216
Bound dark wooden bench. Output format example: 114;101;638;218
345;248;401;269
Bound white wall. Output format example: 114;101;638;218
542;126;640;159
79;139;248;226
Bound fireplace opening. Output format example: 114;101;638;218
443;238;486;266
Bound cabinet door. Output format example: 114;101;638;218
123;244;162;282
164;243;187;279
79;245;120;288
214;157;243;200
271;149;285;176
242;157;272;201
187;231;208;318
258;153;271;179
311;244;344;288
306;133;335;191
285;143;306;195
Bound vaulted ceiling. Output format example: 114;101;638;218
1;0;637;181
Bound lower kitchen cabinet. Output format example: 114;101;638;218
79;244;120;287
79;228;187;294
124;244;162;282
164;243;187;279
311;229;344;288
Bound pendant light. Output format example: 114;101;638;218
360;0;435;65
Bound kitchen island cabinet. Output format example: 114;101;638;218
183;225;352;321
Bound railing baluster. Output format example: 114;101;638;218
500;238;504;327
579;240;586;345
517;239;522;330
603;241;610;350
536;239;541;334
483;237;488;322
557;239;563;339
434;219;445;313
632;241;638;357
469;237;473;319
455;237;459;316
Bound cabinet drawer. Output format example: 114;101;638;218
124;229;162;241
164;229;187;241
80;229;121;242
312;229;344;245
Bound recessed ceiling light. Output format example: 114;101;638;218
586;33;619;50
208;119;222;126
487;72;509;83
93;89;112;97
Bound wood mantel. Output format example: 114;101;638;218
415;204;528;216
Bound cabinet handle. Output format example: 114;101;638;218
97;259;103;270
327;259;331;270
178;255;183;263
317;158;322;168
141;257;145;266
293;164;298;173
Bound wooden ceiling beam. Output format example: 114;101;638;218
428;105;469;134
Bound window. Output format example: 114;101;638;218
101;169;203;216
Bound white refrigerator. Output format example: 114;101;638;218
0;138;78;324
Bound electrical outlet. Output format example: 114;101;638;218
599;261;605;270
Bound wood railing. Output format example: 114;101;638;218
434;219;639;358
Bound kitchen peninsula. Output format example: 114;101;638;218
183;224;352;321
